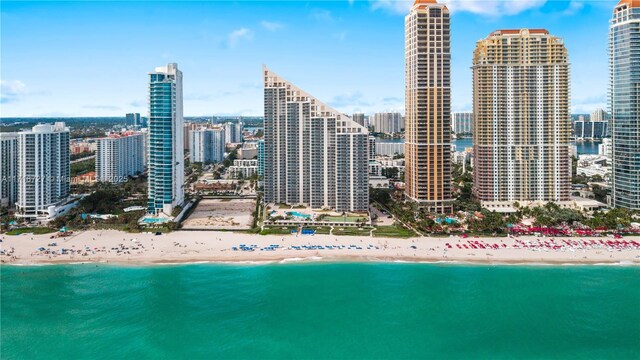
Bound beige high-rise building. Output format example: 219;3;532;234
404;0;452;213
472;29;571;205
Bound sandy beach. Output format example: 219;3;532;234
1;229;639;266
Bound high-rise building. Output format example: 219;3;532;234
224;121;243;144
96;132;145;183
126;113;141;127
590;108;609;122
368;136;376;161
183;122;200;151
352;113;367;127
15;123;70;219
257;139;265;176
451;112;473;135
404;0;452;213
190;127;225;164
0;133;19;209
147;63;184;215
371;112;403;133
610;0;640;209
472;29;571;204
263;65;369;212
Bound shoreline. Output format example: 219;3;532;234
2;229;639;267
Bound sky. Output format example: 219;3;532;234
1;0;617;117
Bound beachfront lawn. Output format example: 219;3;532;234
333;227;372;236
260;227;296;235
6;227;56;236
373;225;416;238
323;216;367;223
310;227;331;235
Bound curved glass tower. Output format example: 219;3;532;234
610;0;640;209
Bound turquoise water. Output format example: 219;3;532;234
141;217;168;224
287;211;311;219
2;264;639;359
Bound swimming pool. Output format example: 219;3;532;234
287;211;312;219
142;217;169;224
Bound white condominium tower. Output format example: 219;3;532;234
404;0;452;213
263;65;369;212
0;133;19;209
610;0;640;209
472;29;571;204
15;122;70;219
190;127;225;164
96;132;145;183
147;63;184;215
371;112;403;134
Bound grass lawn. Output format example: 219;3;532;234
333;227;372;236
373;225;416;238
6;227;56;236
309;227;332;235
323;216;367;223
260;227;296;235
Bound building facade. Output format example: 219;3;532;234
224;121;243;144
472;29;571;204
147;63;185;215
371;112;403;133
610;0;640;209
15;123;70;219
574;120;608;139
190;127;225;164
452;112;473;135
96;132;145;183
263;66;369;212
126;113;141;127
352;113;367;127
590;108;609;122
257;139;265;176
404;0;452;212
0;133;19;209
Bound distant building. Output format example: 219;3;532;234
96;132;145;183
190;127;225;164
257;139;265;176
472;29;571;204
224;121;243;144
591;108;609;122
371;112;403;133
610;0;640;210
228;159;258;179
368;136;376;161
126;113;141;127
452;112;473;135
599;138;612;158
376;141;404;157
0;133;18;209
352;113;367;127
147;63;184;216
263;65;369;212
238;141;258;160
16;123;70;219
574;120;608;139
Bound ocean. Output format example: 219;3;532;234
2;263;639;359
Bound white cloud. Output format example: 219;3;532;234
334;31;348;41
0;80;28;103
227;28;253;47
563;0;584;15
260;21;284;31
370;0;548;16
310;8;333;22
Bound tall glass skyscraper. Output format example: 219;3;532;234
404;0;452;213
610;0;640;209
147;63;184;215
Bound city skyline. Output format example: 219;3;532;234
1;0;617;117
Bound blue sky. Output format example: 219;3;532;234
1;0;616;117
